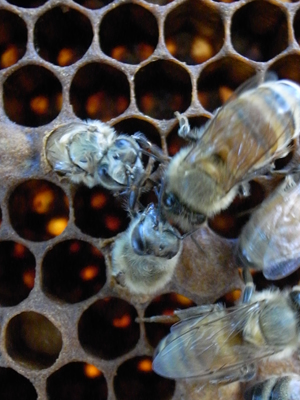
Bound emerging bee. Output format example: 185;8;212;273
45;120;162;199
111;204;182;295
151;287;300;383
162;76;300;231
237;173;300;280
244;375;300;400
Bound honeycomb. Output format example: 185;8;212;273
0;0;300;399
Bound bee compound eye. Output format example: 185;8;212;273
98;164;109;178
195;213;206;224
131;224;146;255
115;139;130;148
163;193;176;209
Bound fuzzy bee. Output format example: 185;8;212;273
162;76;300;231
45;120;163;204
111;204;182;295
244;375;300;400
151;286;300;383
237;173;300;280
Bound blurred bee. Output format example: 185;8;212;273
162;76;300;231
45;120;163;203
244;375;300;400
237;173;300;280
111;203;182;295
151;286;300;383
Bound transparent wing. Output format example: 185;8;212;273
153;301;279;382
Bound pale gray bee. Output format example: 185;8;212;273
111;204;182;295
237;173;300;280
162;77;300;231
244;375;300;400
152;286;300;383
45;120;161;200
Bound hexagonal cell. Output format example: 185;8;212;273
47;362;107;400
0;241;35;306
268;54;300;84
73;186;129;238
6;312;63;369
100;4;158;64
135;60;192;119
0;10;27;70
197;57;256;112
3;65;62;127
78;297;139;359
113;356;175;400
208;181;265;239
70;63;130;121
231;1;288;62
165;0;224;65
144;292;196;348
73;0;113;9
0;367;37;400
6;0;47;6
294;9;300;45
9;180;69;242
34;6;93;66
42;240;106;303
166;115;210;156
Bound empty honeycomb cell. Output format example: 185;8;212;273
144;292;196;348
0;10;27;70
294;9;300;44
6;312;63;369
78;297;139;359
208;181;265;239
9;180;69;242
164;0;224;65
113;118;162;148
100;4;158;64
135;60;192;120
70;63;130;121
47;362;108;400
34;6;93;67
113;356;175;400
6;0;48;6
166;115;210;156
73;0;113;9
42;239;106;303
0;241;35;306
197;57;256;112
231;1;288;62
74;186;129;238
0;367;37;400
269;54;300;83
3;65;62;127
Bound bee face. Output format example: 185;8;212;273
162;77;300;232
111;204;182;296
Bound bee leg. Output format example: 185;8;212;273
175;111;204;141
242;267;255;304
113;271;126;287
238;182;251;197
132;132;167;162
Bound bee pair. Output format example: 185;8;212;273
45;73;300;296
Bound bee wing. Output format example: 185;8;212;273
153;302;278;382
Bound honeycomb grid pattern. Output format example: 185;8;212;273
0;0;300;399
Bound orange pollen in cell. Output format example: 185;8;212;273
91;193;107;209
57;48;75;67
86;92;105;116
105;215;121;231
23;270;35;289
47;217;68;236
162;309;175;316
69;242;81;253
30;95;49;115
173;293;194;306
80;265;99;281
13;243;26;258
224;289;242;303
1;45;18;68
138;359;153;372
32;190;54;213
84;363;102;378
112;314;131;328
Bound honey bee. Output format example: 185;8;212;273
162;76;300;231
111;204;182;295
45;120;163;199
244;375;300;400
152;287;300;383
237;174;300;280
